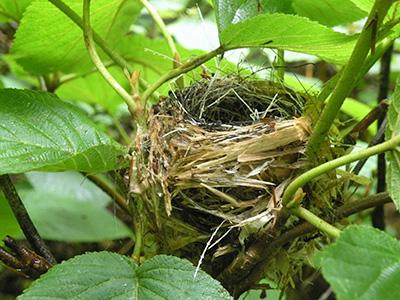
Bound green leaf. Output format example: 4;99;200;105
20;189;130;242
213;0;294;33
56;67;127;115
220;14;357;64
386;78;400;209
292;0;367;27
0;89;126;174
350;0;373;12
26;171;110;207
0;0;32;22
19;252;233;300
315;225;400;300
12;0;141;74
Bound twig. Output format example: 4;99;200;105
283;135;400;207
84;174;130;214
141;46;225;104
307;0;393;157
82;0;137;118
276;49;285;81
373;43;393;229
0;175;56;265
352;116;387;174
225;192;391;296
48;0;158;100
291;207;341;238
140;0;179;65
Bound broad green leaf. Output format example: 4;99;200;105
315;226;400;300
213;0;294;33
0;0;32;22
12;0;141;74
26;171;110;207
350;0;373;12
0;89;126;174
220;14;357;64
19;252;233;300
386;78;400;209
56;67;127;115
20;189;130;242
292;0;367;27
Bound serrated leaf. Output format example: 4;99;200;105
0;0;32;22
220;14;357;64
0;89;126;174
213;0;294;33
12;0;141;74
292;0;367;27
19;252;233;300
315;226;400;300
386;78;400;209
20;189;130;242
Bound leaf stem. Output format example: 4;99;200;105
82;0;137;117
48;0;158;100
141;46;225;104
0;175;56;265
276;49;285;81
85;174;130;214
140;0;178;62
291;206;341;238
307;0;393;157
283;135;400;207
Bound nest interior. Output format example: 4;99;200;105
136;76;321;289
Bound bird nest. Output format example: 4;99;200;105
130;76;322;293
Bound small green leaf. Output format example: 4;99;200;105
12;0;141;74
386;78;400;209
0;0;32;22
20;189;130;242
220;14;357;64
0;89;126;174
292;0;367;27
19;252;233;300
315;225;400;300
26;171;110;207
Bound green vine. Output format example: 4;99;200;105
307;0;393;157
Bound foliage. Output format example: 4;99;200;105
1;0;400;299
19;252;233;300
315;226;400;300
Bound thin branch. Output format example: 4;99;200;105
84;174;130;215
373;43;393;229
0;175;56;265
227;192;391;296
307;0;393;157
141;46;225;104
291;206;341;238
140;0;179;61
283;135;400;207
48;0;158;100
276;49;285;81
352;116;387;174
82;0;137;118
